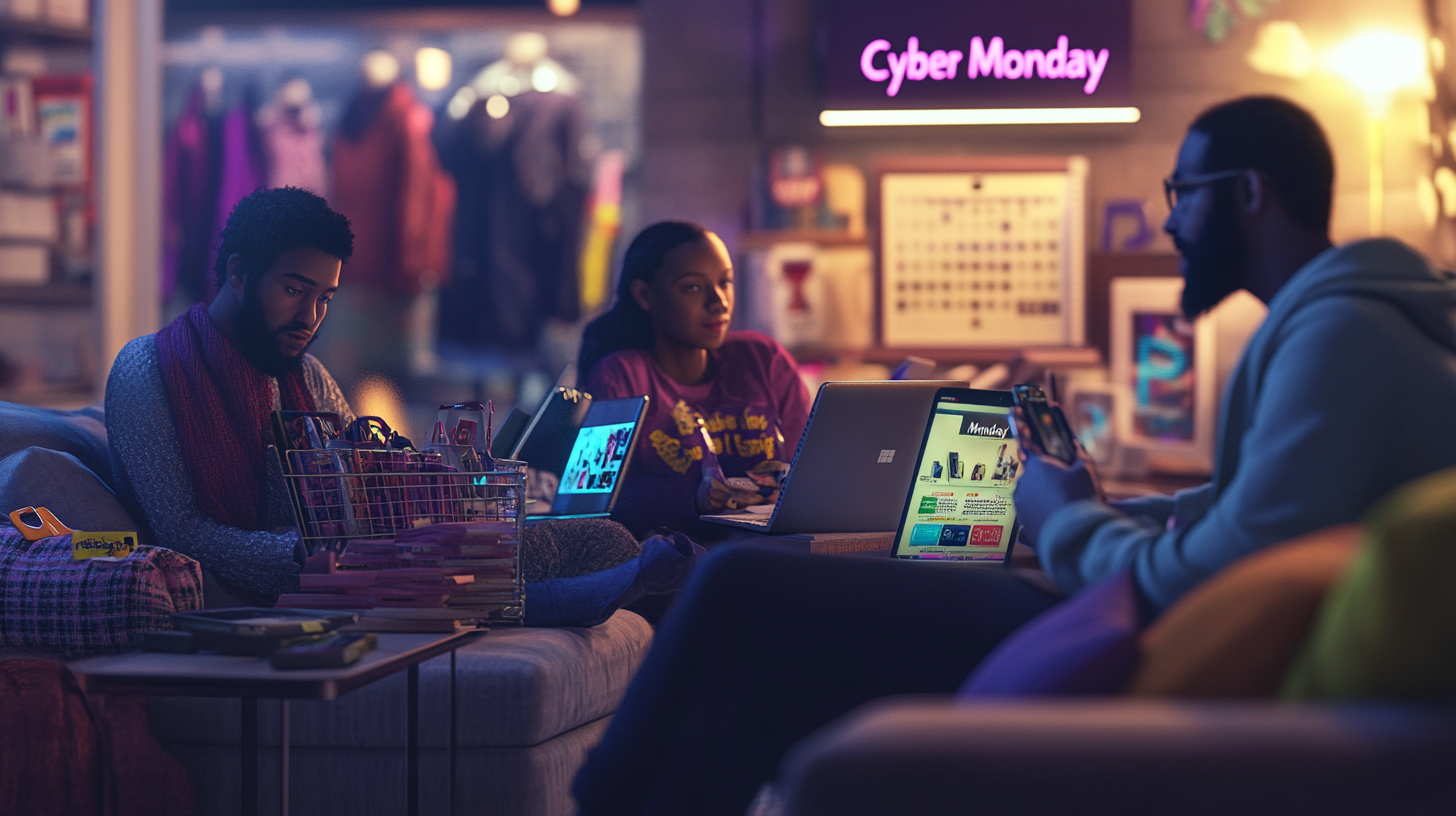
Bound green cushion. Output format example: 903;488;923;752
1282;466;1456;700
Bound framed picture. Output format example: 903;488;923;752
1109;277;1216;473
1061;381;1120;467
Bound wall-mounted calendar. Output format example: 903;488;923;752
879;156;1086;349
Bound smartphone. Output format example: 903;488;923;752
271;632;378;670
1011;383;1079;465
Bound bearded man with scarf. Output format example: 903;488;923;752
108;187;696;618
107;188;355;604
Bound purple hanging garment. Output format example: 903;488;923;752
210;95;265;297
161;86;219;304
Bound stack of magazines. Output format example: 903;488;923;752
137;608;371;668
276;521;519;632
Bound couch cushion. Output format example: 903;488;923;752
0;447;140;536
445;612;654;745
0;401;110;488
148;609;655;749
1;526;204;657
1283;467;1456;700
959;571;1141;697
1129;524;1363;698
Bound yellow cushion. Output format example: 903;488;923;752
1127;525;1363;698
1283;468;1456;700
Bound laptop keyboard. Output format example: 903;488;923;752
710;513;770;527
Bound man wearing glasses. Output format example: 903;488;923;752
1016;94;1456;612
573;96;1456;816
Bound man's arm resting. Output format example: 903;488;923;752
106;338;301;599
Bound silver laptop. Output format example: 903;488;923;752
700;380;967;534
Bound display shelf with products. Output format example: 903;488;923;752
0;16;91;44
0;282;89;305
0;9;95;405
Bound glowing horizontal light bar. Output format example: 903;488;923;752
818;106;1142;126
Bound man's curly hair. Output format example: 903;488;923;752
213;187;354;288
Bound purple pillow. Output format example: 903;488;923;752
959;570;1141;697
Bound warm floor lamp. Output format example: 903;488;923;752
1325;31;1428;235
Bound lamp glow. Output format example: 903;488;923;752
1324;30;1429;236
1324;31;1426;114
819;106;1140;127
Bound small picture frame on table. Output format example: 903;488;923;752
1061;381;1120;467
1109;278;1216;474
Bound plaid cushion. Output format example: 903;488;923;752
0;526;203;657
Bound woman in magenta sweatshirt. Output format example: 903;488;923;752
578;221;811;536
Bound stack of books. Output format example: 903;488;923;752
276;521;520;632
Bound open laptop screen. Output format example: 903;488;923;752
552;396;649;516
891;388;1019;562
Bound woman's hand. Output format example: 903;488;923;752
695;459;785;513
696;472;774;513
745;459;790;490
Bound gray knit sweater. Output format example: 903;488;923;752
105;334;353;599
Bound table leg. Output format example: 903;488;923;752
242;697;258;816
408;663;419;816
450;649;458;816
280;699;291;816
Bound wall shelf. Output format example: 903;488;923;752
0;16;91;43
0;284;91;306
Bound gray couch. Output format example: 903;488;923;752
0;400;655;816
149;612;652;816
776;697;1456;815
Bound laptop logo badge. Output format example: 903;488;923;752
877;449;895;463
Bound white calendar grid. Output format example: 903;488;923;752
881;165;1085;348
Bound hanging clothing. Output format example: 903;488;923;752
211;92;266;291
161;85;220;304
329;82;455;297
256;96;328;196
437;88;589;349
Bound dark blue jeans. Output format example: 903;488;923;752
573;545;1061;815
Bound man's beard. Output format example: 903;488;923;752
1176;185;1245;319
234;282;315;378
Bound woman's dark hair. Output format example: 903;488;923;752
214;186;354;288
577;220;712;378
1190;96;1334;233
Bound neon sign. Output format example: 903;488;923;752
821;0;1131;111
860;35;1112;98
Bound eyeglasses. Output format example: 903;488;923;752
1162;169;1249;211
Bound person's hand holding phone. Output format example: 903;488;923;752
1013;454;1100;548
1010;383;1107;548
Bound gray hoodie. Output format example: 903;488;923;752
1039;238;1456;611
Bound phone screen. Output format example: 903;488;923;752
1025;400;1076;463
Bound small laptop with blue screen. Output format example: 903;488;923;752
519;395;649;523
889;387;1021;564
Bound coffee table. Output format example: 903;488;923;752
68;629;483;816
